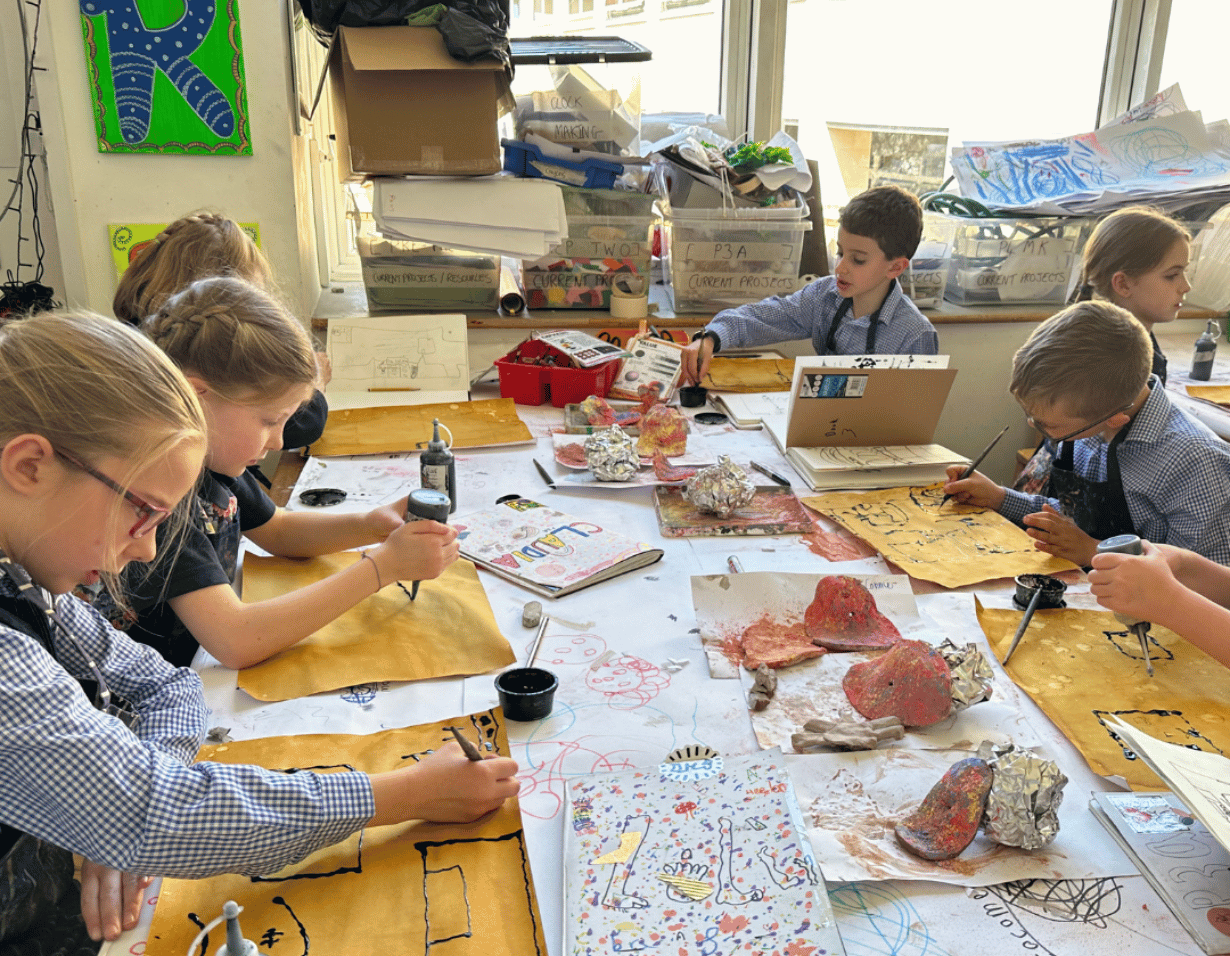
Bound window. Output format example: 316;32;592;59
508;0;724;115
781;0;1114;217
1157;0;1229;124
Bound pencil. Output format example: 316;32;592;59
368;386;421;392
447;726;483;761
941;424;1010;505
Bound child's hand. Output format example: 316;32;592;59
398;742;520;823
680;338;714;385
366;497;411;539
79;860;152;942
371;519;459;583
941;465;1006;510
1023;504;1097;565
1089;540;1179;622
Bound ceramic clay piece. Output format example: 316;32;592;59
894;757;994;861
579;395;640;429
741;621;826;671
584;425;639;481
791;715;904;752
683;455;755;516
804;575;902;651
652;451;699;483
747;664;778;711
636;404;688;457
842;639;953;727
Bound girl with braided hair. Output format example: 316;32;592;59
109;275;459;669
0;309;513;950
113;211;330;452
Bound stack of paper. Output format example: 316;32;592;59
373;175;567;259
951;84;1230;216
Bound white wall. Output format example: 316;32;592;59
29;1;314;318
0;3;65;301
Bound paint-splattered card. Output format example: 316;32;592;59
803;483;1076;588
145;710;546;956
563;749;843;956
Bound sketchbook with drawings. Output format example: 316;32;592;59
455;497;663;598
759;355;966;490
1092;716;1230;954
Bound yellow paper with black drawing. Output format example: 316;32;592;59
145;712;546;956
700;357;795;392
237;556;514;701
310;398;532;457
976;599;1230;790
803;482;1076;588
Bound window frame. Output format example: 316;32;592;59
297;0;1177;297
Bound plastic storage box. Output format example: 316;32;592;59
502;139;623;189
358;234;500;312
943;216;1090;305
659;197;812;313
495;338;621;407
521;186;657;309
901;212;960;309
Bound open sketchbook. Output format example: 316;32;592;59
455;497;663;598
1094;716;1230;954
1091;791;1230;955
761;355;965;490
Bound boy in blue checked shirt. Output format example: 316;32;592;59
943;301;1230;568
680;184;939;384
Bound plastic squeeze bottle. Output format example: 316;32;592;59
1190;319;1219;381
420;418;456;512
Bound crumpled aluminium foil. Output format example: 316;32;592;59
977;740;1067;850
939;640;994;713
584;425;640;482
682;455;756;516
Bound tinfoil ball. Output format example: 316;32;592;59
683;455;755;516
584;425;640;482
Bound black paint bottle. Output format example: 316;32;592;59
1191;319;1219;381
420;418;456;513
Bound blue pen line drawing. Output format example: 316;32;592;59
829;882;952;956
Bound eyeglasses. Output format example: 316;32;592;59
54;449;171;539
1025;400;1135;445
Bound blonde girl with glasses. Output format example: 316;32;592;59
105;274;458;669
0;310;516;952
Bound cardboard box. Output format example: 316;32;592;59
326;26;511;180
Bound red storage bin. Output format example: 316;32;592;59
495;338;620;407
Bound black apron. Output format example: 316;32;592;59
0;598;99;956
1042;420;1136;542
0;553;138;955
823;279;896;354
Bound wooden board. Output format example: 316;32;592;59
653;485;814;537
310;398;532;457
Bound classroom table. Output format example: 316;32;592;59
101;391;1212;956
1156;324;1230;440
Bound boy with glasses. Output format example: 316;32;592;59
942;301;1230;567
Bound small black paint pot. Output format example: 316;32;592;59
495;667;559;721
678;385;708;408
1013;574;1068;610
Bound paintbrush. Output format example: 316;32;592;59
446;725;484;761
941;424;1010;506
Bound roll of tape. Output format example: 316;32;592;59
610;283;649;319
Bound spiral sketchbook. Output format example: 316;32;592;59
455;497;663;598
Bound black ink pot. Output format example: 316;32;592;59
1012;574;1068;611
495;667;559;721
